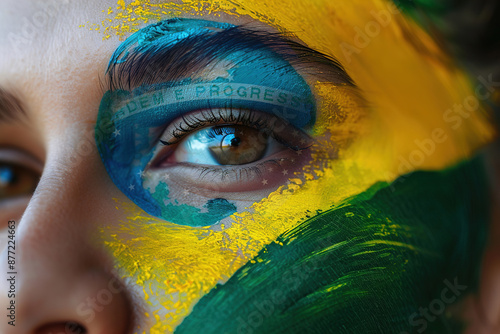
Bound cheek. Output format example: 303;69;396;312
99;206;261;330
100;167;341;330
99;93;378;329
98;135;374;331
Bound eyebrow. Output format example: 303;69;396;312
0;88;27;123
105;25;356;92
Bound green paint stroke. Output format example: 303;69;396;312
176;156;490;334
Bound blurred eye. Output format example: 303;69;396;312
0;163;39;201
173;124;277;166
0;149;41;203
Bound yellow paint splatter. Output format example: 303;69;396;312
95;0;496;332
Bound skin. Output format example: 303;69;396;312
0;0;498;333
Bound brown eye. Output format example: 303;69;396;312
159;109;312;171
208;125;268;165
0;163;40;201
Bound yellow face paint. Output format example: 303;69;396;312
95;0;495;332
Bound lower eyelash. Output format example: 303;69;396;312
196;159;280;182
148;142;313;194
177;157;295;185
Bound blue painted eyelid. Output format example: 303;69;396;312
97;18;317;226
107;82;315;129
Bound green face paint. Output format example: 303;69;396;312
176;156;490;334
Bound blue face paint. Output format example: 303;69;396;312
96;18;316;226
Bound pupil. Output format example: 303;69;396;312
206;125;268;165
230;137;241;147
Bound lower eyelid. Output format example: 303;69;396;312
146;147;311;193
0;147;44;173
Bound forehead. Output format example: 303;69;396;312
0;1;269;126
0;0;273;72
0;0;368;79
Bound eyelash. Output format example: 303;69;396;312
159;107;310;152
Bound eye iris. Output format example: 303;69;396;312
209;125;268;165
0;164;39;200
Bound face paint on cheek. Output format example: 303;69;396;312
174;157;491;334
95;18;316;227
90;2;498;333
99;143;389;333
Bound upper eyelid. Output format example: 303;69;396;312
159;108;271;144
103;23;356;93
99;20;356;135
157;107;312;147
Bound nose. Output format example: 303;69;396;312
0;159;132;334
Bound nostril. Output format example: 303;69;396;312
34;322;87;334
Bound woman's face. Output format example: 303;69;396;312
0;0;497;333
